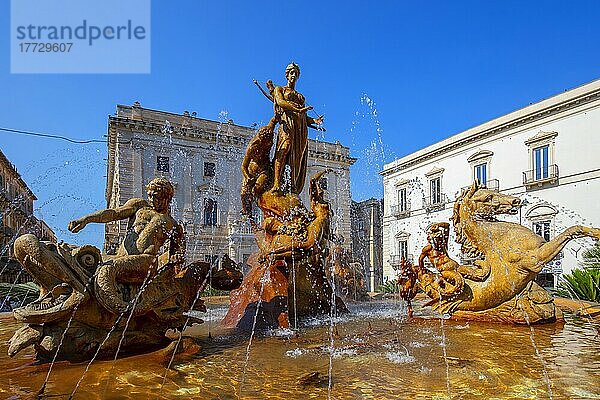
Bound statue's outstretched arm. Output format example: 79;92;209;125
68;198;147;233
307;115;325;131
418;245;431;270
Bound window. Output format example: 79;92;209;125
203;198;218;226
425;167;444;212
398;187;408;212
0;174;4;190
398;240;408;260
468;150;493;187
533;220;551;241
157;156;169;172
533;145;549;181
204;162;216;177
524;131;558;186
430;177;441;204
474;163;487;185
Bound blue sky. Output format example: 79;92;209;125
1;0;599;247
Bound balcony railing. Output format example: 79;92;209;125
462;179;500;192
389;254;414;268
424;193;448;213
523;165;559;187
390;204;411;219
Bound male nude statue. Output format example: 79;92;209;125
68;177;184;283
418;222;489;282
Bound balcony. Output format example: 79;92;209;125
389;254;414;269
462;179;500;192
523;165;559;187
390;204;411;219
424;194;448;213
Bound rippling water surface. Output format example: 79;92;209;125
1;300;599;399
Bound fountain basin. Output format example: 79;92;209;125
0;299;598;399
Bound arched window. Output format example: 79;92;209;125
392;231;411;265
525;203;558;241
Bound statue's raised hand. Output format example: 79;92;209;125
68;218;87;233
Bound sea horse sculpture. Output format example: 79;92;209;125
409;181;600;324
8;178;242;362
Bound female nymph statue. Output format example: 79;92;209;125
272;63;323;194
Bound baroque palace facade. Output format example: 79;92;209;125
382;79;600;288
105;103;356;265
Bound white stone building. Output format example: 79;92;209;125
105;103;355;265
382;79;600;288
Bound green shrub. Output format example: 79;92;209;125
0;282;40;310
377;280;398;294
581;242;600;269
555;268;600;302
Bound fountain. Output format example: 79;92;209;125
6;177;242;362
2;70;600;399
223;63;346;330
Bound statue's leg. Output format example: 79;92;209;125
240;178;255;216
273;142;290;191
111;254;157;283
457;260;490;281
94;254;157;315
253;170;272;196
535;225;600;267
272;159;283;191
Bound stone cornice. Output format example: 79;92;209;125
524;130;558;146
307;148;357;165
381;79;600;176
0;149;37;200
109;116;252;147
467;150;494;163
425;167;444;177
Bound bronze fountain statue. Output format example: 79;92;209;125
8;178;241;362
400;180;600;324
224;63;345;330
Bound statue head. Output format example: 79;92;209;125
146;177;175;212
455;180;521;221
285;62;300;84
427;222;450;251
